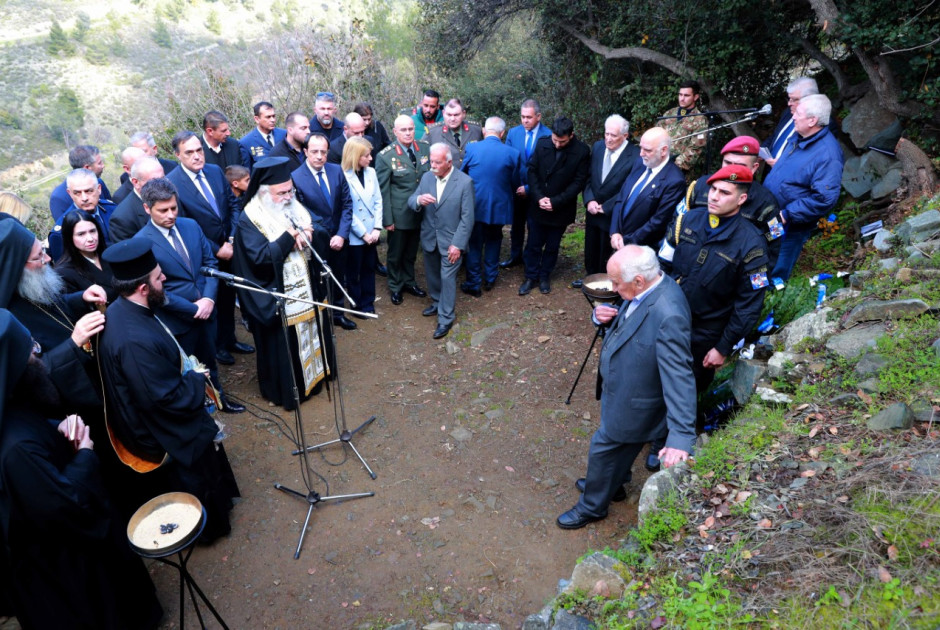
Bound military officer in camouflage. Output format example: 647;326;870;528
376;115;432;305
659;80;708;173
425;98;483;169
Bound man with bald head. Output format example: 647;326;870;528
328;112;372;164
110;157;167;243
609;126;686;251
376;115;431;305
408;143;475;339
112;146;146;205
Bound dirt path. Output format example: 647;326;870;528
149;253;649;629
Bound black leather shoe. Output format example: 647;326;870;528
219;395;245;414
518;279;536;295
575;478;627;502
390;291;403;305
422;305;438;317
333;315;358;330
216;349;235;365
352;309;375;320
230;341;255;354
570;279;583;289
540;278;551;294
404;285;427;298
461;284;482;297
374;262;388;277
432;323;452;339
483;280;495;291
499;256;521;269
556;507;606;530
645;453;661;473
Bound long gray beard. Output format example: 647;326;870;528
260;194;310;229
18;265;65;305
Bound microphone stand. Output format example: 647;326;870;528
290;223;379;481
658;108;766;175
224;274;374;559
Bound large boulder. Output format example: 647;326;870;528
896;210;940;245
867;403;914;431
844;299;929;326
842;91;899;150
562;552;627;600
825;323;886;359
731;359;767;404
871;167;904;200
772;308;838;351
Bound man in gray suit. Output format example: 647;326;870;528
408;143;475;339
557;245;697;529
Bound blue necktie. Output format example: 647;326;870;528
622;168;652;215
169;227;192;272
318;171;333;207
195;171;220;217
771;119;795;159
524;130;534;160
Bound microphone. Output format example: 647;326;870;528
758;103;772;116
199;267;248;283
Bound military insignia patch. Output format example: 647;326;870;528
743;248;765;263
767;218;784;240
750;271;769;289
708;215;720;228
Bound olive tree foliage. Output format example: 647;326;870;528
416;0;938;143
147;20;424;151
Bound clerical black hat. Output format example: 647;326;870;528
244;156;293;204
103;237;158;280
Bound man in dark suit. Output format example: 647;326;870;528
129;131;178;177
501;99;553;268
201;110;249;171
761;77;818;168
136;177;244;413
309;92;345;143
460;117;521;295
49;145;112;221
292;132;357;331
268;112;310;169
327;112;370;164
111;146;145;205
238;101;287;169
166;131;254;364
376;115;431;306
425;98;483;169
520;116;590;295
609;127;686;251
408;143;475;339
557;245;696;529
48;168;117;261
110;156;166;243
578;114;639;285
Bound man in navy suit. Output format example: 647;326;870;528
136;177;244;413
166;131;254;364
202;110;249;171
293;132;357;330
49;145;112;221
460;117;521;295
47;168;116;261
578;114;639;285
239;101;287;169
501;99;552;268
761;77;818;168
110;156;166;243
557;245;696;529
609;127;686;251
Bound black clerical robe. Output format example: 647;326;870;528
98;297;239;542
0;402;163;630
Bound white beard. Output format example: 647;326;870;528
18;265;65;305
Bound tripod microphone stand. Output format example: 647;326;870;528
289;227;379;480
658;104;772;173
225;274;374;559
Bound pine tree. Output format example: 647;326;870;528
47;20;75;56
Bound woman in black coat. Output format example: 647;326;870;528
54;210;117;303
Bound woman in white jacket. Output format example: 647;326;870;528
342;136;383;316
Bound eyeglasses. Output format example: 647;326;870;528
316;91;334;100
26;248;48;265
787;97;802;104
271;188;295;199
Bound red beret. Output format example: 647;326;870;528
721;136;760;156
707;164;753;185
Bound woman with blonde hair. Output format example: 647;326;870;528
341;136;382;317
0;192;32;223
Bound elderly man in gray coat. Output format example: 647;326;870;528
558;245;698;529
408;143;475;339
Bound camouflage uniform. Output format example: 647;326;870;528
660;107;707;172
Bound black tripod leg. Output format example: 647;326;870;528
566;328;602;405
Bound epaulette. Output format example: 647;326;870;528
465;120;482;128
378;145;395;155
743;247;765;264
415;138;430;147
427;122;444;130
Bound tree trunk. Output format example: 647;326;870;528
895;137;938;198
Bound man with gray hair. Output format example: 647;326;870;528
408;143;475;339
577;114;639;285
48;168;116;260
459;117;522;295
763;93;844;281
49;145;112;221
609;126;685;252
111;156;166;243
557;244;696;529
762;76;819;167
111;146;146;205
129;131;178;176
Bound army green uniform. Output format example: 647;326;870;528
660;106;707;173
425;121;483;169
376;139;431;292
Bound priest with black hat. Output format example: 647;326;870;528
98;238;239;543
231;156;336;409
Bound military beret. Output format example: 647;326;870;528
721;136;760;156
707;164;753;185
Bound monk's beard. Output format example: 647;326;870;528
260;191;309;229
18;265;65;305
